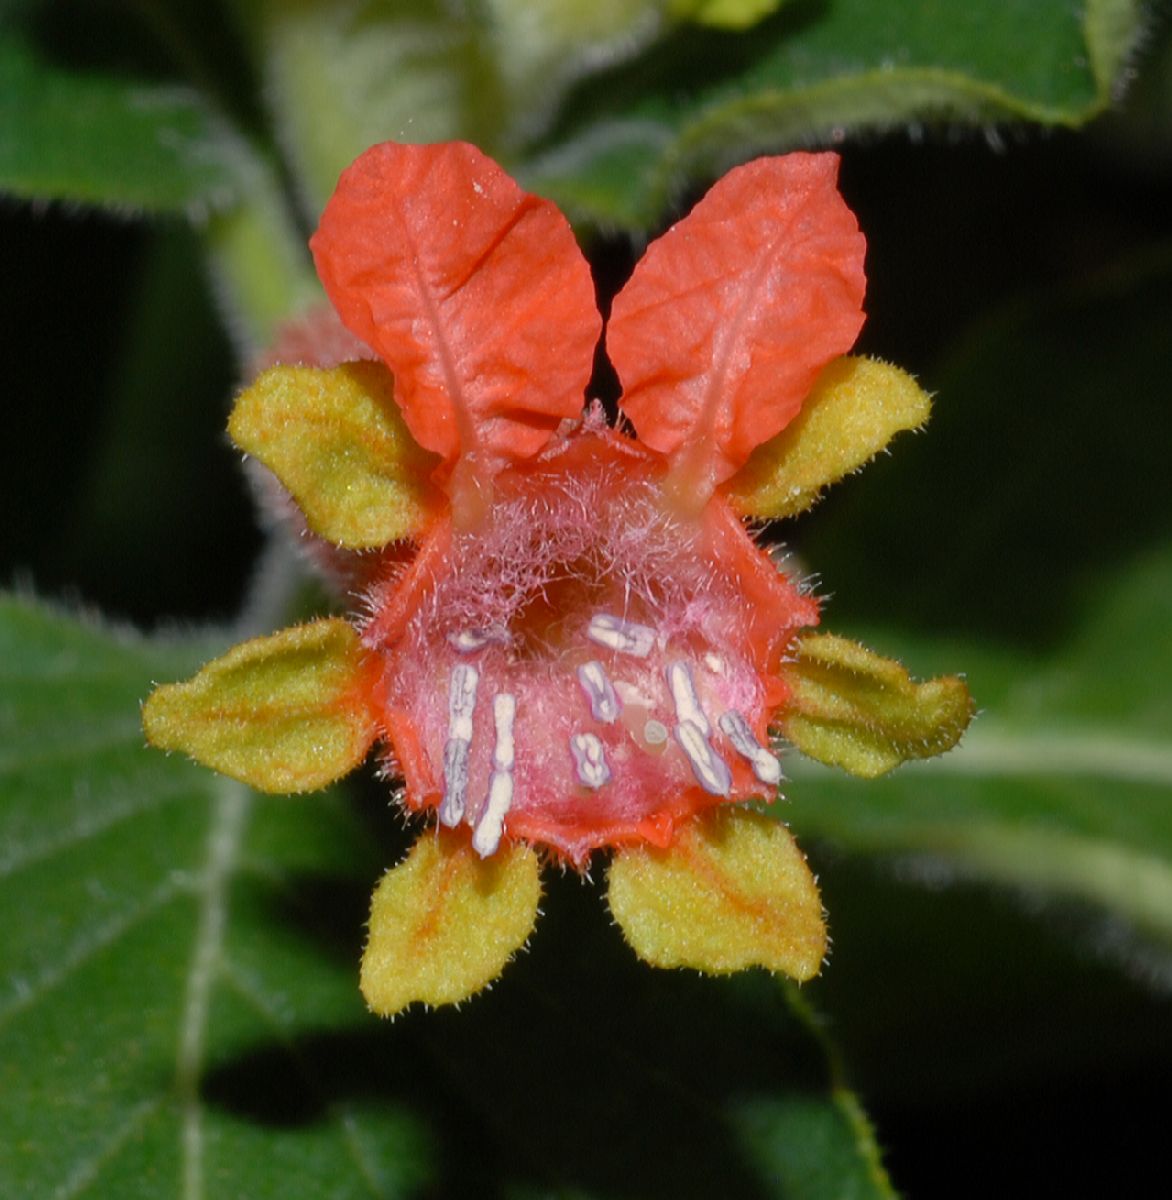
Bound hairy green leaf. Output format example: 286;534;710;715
0;22;245;216
523;0;1147;226
0;601;433;1196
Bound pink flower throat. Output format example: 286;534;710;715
366;421;817;865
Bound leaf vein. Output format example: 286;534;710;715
0;880;183;1030
176;777;251;1200
51;1098;164;1200
0;781;189;881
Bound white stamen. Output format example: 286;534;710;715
472;771;513;857
675;719;732;796
448;663;478;742
704;652;726;675
586;613;656;658
439;663;479;826
492;692;516;771
570;732;611;788
439;740;470;827
667;660;710;736
719;710;782;786
471;692;517;857
577;661;621;723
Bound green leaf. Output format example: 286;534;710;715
0;596;895;1197
522;0;1147;226
0;20;245;216
0;3;317;347
0;600;433;1196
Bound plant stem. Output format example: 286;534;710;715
203;153;321;359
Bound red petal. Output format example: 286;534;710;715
311;142;601;471
607;153;866;489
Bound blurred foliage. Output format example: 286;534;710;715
2;0;1170;1195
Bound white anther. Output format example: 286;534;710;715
448;663;479;742
472;771;513;857
704;652;726;675
719;710;782;786
675;719;732;796
440;663;480;826
439;739;470;827
570;732;611;789
472;692;517;857
586;613;656;658
577;661;621;723
666;660;710;736
643;719;669;745
492;692;516;772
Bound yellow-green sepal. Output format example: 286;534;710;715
607;807;826;981
725;356;931;519
229;361;440;549
142;618;378;793
361;831;542;1015
778;632;975;778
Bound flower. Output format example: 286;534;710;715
144;142;973;1015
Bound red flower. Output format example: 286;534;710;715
311;143;861;866
145;142;971;1014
